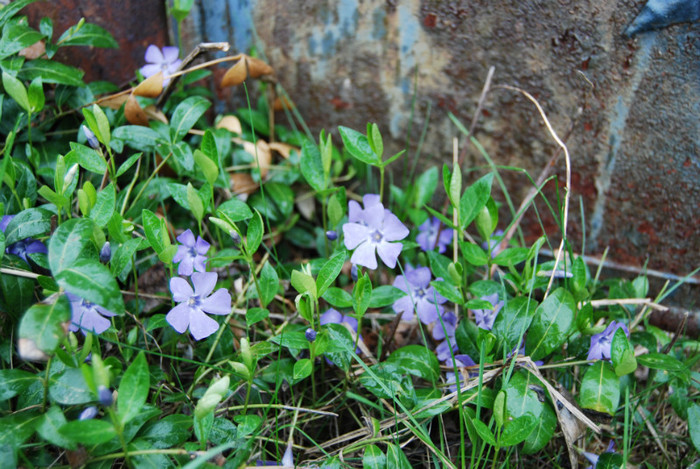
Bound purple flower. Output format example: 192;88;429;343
97;385;113;406
172;229;210;276
433;311;458;341
1;215;48;264
79;406;98;421
320;308;362;354
140;45;182;86
583;441;616;469
392;266;447;324
342;195;409;270
472;293;504;330
436;338;459;362
167;272;231;341
417;217;453;254
587;321;630;361
66;293;117;335
445;354;476;392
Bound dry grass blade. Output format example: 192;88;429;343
221;58;247;87
124;93;149;126
133;71;164;98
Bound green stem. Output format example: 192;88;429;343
379;166;385;201
129;152;172;210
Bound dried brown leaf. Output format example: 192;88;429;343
268;142;296;159
246;56;273;78
216;115;243;134
273;95;295;111
256;140;272;178
230;173;258;195
100;93;129;110
124;93;149;126
221;58;247;87
19;40;45;59
144;105;168;124
133;72;164;98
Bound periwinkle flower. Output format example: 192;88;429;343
472;292;504;330
417;217;453;254
67;293;117;335
167;272;231;341
1;215;48;264
99;241;111;263
587;321;630;361
172;229;210;276
342;195;409;270
445;354;476;393
79;406;98;421
140;44;182;86
583;441;616;469
433;311;458;341
436;338;458;362
392;266;447;325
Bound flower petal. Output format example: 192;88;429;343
362;194;381;208
188;308;220;340
200;288;231;315
193;254;208;273
406;266;431;288
376;241;402;268
416;299;440;324
381;211;409;241
170;277;193;302
81;309;111;334
177;256;195;276
144;44;164;64
392;274;410;293
172;245;188;264
350;241;378;269
166;303;191;334
348;200;363;223
392;296;415;320
139;63;161;79
363;204;385;230
161;46;180;64
177;229;196;247
195;237;211;255
192;272;218;297
343;223;370;249
320;308;342;325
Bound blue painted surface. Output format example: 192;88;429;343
228;0;256;53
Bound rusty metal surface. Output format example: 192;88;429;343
23;0;170;86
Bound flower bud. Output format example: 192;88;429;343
97;385;113;406
305;328;317;342
325;230;338;241
63;164;79;191
79;406;98;420
99;241;111;263
230;230;241;245
82;125;100;149
351;264;358;282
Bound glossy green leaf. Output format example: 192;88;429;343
218;197;253;222
18;295;70;354
245;210;263;254
611;327;637;376
269;331;310;351
385;443;411;469
491;296;538;352
19;59;84;86
113;126;161;152
49;367;92;405
291;269;316;298
0;23;43;59
500;414;536;446
171;96;210;141
472;418;496;446
57;22;118;48
414;166;438;207
171;140;194;171
461;241;489;266
27;76;44;112
36;406;75;450
522;402;557;454
0;411;41;451
59;419;116;445
118;352;150;425
140;414;191;449
526;287;575;360
492;247;529;267
579;361;619;416
459;172;493;230
0;369;38;400
368;285;405;308
316;251;345;298
636;353;686;373
2;70;29;111
688;404;700;453
363;444;385;469
48;217;95;273
4;207;51;245
246;307;269;326
338;126;380;165
90;182;116;227
431;279;463;304
55;259;124;314
300;140;325;192
186;182;204;222
293;358;313;380
502;371;544;421
0;0;39;28
353;273;372;317
386;345;440;383
322;287;353;308
194;149;219;185
141;209;166;255
257;262;278;307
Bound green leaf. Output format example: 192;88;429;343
293;358;313;380
118;352;150;425
525;287;575;361
4;207;51;244
368;285;405;308
186;183;204;222
472;418;496;446
300;140;325;192
449;165;462;211
353;273;372;317
57;22;118;48
0;24;44;60
18;295;70;354
218;198;253;222
36;406;75;450
414;166;438;207
431;279;463;304
2;70;29;111
385;443;411;469
269;331;310;351
90;182;116;227
322;287;353;308
257;262;278;308
316;251;346;298
27;76;44;112
338;126;380;165
0;369;38;401
246;307;269;326
291;269;317;298
171;140;194;171
194;149;219;185
49;367;92;405
0;0;39;29
611;328;637;376
522;402;557;454
19;59;84;86
579;361;619;416
59;419;116;445
367;123;384;159
140;414;191;449
48;217;95;274
172;0;195;21
386;345;439;383
689;404;700;453
0;411;41;452
111;237;141;279
461;241;489;266
64;141;106;174
91;104;111;146
492;296;538;352
492;247;529;267
500;414;536;446
459;173;493;230
141;209;166;255
245;210;263;254
501;370;544;421
55;259;124;314
171;96;210;141
636;353;687;373
116;152;142;178
362;444;386;469
113;126;161;152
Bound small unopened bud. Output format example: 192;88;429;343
351;264;358;282
63;164;79;190
325;230;338;241
305;328;317;342
79;406;98;420
97;385;113;406
99;241;111;263
82;125;99;149
229;230;241;245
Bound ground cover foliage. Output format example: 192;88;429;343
0;1;699;468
